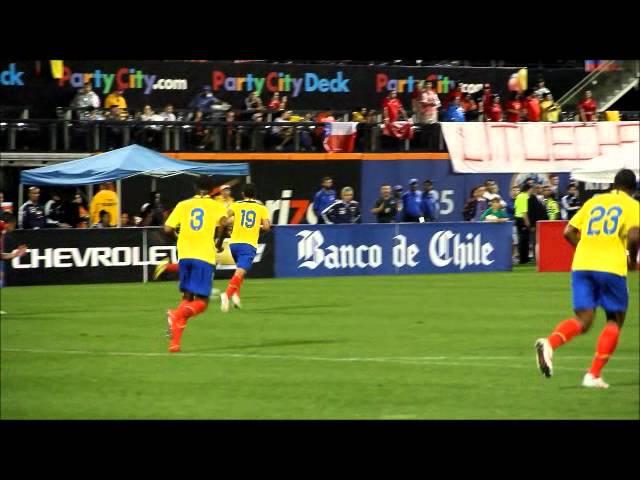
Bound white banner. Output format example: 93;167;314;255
441;121;640;174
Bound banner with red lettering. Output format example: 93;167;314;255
441;121;640;174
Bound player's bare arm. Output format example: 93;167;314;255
163;225;178;239
261;218;271;232
1;244;27;260
563;223;580;247
628;226;639;269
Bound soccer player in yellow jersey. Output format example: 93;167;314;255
163;176;228;353
220;184;270;312
535;169;639;388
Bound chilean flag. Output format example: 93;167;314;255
383;120;414;140
323;122;359;153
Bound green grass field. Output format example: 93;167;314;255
1;267;638;419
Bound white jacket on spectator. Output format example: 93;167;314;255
71;91;100;109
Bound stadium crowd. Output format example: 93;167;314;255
39;77;601;153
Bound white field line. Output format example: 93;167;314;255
1;348;638;373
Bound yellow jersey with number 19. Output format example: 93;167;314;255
165;195;228;265
569;190;640;276
229;200;269;248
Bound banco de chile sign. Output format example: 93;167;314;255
274;223;513;278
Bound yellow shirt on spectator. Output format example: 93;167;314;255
90;189;118;226
104;93;128;110
540;100;560;122
514;192;529;218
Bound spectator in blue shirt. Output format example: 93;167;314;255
401;178;423;222
188;85;221;115
313;176;337;224
420;179;440;221
321;187;361;224
444;97;466;122
506;185;520;218
18;187;46;229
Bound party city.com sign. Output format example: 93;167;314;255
57;65;189;94
212;70;351;97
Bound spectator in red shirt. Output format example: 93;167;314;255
487;95;503;122
480;84;493;121
268;92;283;112
383;90;407;123
578;90;598;122
524;90;541;122
505;92;522;123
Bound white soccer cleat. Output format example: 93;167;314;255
231;293;242;309
535;338;553;378
220;292;230;313
582;373;609;389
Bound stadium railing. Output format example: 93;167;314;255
0;118;447;153
3;113;638;154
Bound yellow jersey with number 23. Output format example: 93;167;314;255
569;190;640;276
165;195;228;265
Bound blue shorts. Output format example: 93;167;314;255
572;270;628;313
178;258;215;297
230;243;257;271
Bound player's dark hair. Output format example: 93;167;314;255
521;183;531;192
195;175;214;193
243;183;257;199
613;169;637;192
321;176;332;183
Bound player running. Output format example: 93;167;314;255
220;183;270;312
153;183;235;280
164;176;228;353
535;169;639;388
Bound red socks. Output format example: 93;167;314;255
177;299;207;321
166;263;179;273
548;318;583;350
169;299;208;351
226;274;244;297
589;322;620;378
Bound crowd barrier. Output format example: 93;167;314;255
4;223;512;286
3;227;274;286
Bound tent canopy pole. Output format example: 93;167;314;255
116;179;122;228
18;183;23;222
88;184;94;226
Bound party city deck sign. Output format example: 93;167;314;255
211;70;351;97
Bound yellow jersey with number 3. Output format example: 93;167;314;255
569;190;640;276
165;195;227;265
229;200;269;248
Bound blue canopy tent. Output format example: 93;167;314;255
19;144;250;226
